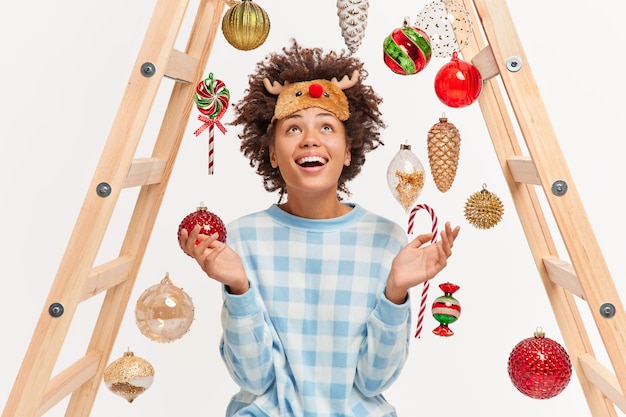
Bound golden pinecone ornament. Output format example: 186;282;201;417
464;184;504;229
427;115;461;192
337;0;369;53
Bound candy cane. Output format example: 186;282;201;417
407;203;438;339
194;73;230;174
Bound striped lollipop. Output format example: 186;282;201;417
193;73;230;174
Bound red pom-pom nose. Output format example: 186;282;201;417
309;83;324;98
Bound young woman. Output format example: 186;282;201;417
180;40;460;416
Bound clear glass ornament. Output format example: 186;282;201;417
135;272;195;343
387;142;425;212
415;0;473;58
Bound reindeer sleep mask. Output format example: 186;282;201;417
263;69;360;123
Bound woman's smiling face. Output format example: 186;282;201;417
270;107;351;198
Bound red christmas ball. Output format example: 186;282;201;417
177;203;226;256
507;328;572;399
434;51;482;108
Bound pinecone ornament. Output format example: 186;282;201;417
337;0;369;53
427;116;461;192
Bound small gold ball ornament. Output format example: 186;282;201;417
464;184;504;229
221;0;270;51
104;350;155;403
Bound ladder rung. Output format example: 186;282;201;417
80;255;134;301
471;45;499;81
543;256;585;300
37;350;102;417
580;353;626;414
124;157;166;188
164;48;200;83
507;155;541;185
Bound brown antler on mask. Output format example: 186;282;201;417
264;69;360;122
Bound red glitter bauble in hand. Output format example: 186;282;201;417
434;51;482;108
507;327;572;399
177;203;226;256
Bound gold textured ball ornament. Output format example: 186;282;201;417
104;350;155;403
221;0;270;51
464;184;504;229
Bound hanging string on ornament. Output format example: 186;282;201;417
104;349;155;403
431;282;461;336
386;141;425;212
337;0;369;53
383;17;432;75
415;0;473;58
194;72;230;174
135;272;195;343
434;51;483;108
464;184;504;229
427;114;461;192
507;327;572;399
177;202;227;256
407;203;438;339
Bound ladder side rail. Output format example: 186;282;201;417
458;1;617;415
66;1;226;415
473;0;626;396
1;1;191;416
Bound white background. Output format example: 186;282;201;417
1;1;625;416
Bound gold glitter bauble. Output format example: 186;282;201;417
427;115;461;192
464;184;504;229
104;350;155;403
135;272;195;343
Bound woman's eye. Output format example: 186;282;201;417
321;125;333;132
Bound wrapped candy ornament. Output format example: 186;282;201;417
383;17;432;75
386;142;425;212
507;327;572;399
431;282;461;336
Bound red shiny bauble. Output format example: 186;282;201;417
434;51;482;108
177;203;226;256
507;328;572;399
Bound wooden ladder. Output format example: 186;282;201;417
458;0;626;415
1;0;224;416
3;0;626;416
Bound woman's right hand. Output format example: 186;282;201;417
180;225;249;294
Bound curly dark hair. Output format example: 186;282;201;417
230;39;386;201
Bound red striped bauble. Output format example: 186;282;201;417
383;19;432;76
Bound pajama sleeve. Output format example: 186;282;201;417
354;292;411;396
219;285;276;395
